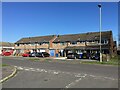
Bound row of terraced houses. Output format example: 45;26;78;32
14;31;117;57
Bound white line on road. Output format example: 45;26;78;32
15;66;117;82
24;69;29;71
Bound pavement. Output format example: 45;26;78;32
0;66;17;83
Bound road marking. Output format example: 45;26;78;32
53;72;59;75
24;69;29;71
89;74;117;80
15;66;117;81
65;73;87;88
29;68;34;70
31;69;36;71
36;68;40;71
18;67;23;70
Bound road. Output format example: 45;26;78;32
2;57;118;88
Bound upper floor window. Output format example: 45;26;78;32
54;42;58;44
39;43;42;45
80;41;85;43
104;40;108;44
101;40;108;44
31;43;35;46
60;42;65;45
71;41;77;45
39;42;49;45
43;42;49;44
19;43;24;46
101;40;104;44
16;44;19;46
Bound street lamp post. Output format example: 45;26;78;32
98;4;102;62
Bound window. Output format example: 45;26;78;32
101;40;104;44
31;43;35;46
80;41;85;43
104;40;108;44
43;42;49;44
100;40;108;44
91;40;95;43
89;40;92;42
97;40;99;43
20;43;24;46
39;43;42;45
54;42;58;44
71;42;77;45
60;42;65;45
17;44;19;46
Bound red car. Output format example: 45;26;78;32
22;53;30;57
2;52;11;56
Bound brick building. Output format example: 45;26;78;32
53;31;116;57
15;31;117;57
15;35;57;56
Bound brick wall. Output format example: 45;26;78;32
49;36;57;49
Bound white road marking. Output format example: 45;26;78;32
31;69;36;71
18;67;23;70
65;74;87;88
89;74;117;80
29;68;34;70
15;66;117;82
36;68;40;71
24;69;29;71
53;72;59;75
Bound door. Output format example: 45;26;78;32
50;50;55;56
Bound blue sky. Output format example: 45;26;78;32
2;2;118;44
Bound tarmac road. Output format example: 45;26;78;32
2;57;118;88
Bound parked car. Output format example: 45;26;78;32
2;52;11;56
29;52;50;57
91;53;100;60
42;52;50;57
82;53;90;59
22;53;30;57
67;53;80;59
29;52;38;57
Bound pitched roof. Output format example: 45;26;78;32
15;35;56;44
0;42;14;47
53;31;112;42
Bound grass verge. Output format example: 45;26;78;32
28;58;41;61
0;64;9;67
81;56;119;66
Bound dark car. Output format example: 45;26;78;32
91;53;100;60
29;52;38;57
42;52;50;57
36;52;50;57
67;53;80;59
29;52;50;57
82;53;88;59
